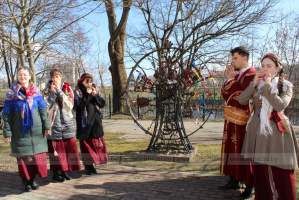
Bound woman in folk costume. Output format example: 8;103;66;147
74;73;108;175
238;53;299;200
2;67;50;192
43;68;81;182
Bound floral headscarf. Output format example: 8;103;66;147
3;82;46;135
262;53;283;69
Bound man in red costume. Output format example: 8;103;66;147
219;47;256;199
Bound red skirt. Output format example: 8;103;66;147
17;152;47;180
252;162;296;200
47;137;81;171
220;121;253;185
79;137;108;165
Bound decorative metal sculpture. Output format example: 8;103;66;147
126;42;218;154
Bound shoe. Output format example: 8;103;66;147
239;185;254;199
85;165;93;175
29;178;39;190
52;170;65;182
22;178;32;192
90;165;97;174
218;175;241;190
61;171;72;180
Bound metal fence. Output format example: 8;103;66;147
101;93;299;125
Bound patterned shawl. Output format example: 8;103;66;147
3;82;46;135
43;81;74;128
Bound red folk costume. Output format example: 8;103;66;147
220;67;256;185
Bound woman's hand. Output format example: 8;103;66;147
91;87;97;96
4;137;11;143
51;82;60;92
86;88;92;94
263;73;271;85
50;82;56;92
253;73;265;87
54;82;60;92
44;130;51;136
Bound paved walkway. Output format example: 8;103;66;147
0;165;251;200
1;119;299;199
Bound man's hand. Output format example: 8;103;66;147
226;65;239;79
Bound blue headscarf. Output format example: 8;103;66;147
3;82;47;135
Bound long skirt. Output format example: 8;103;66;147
79;137;108;165
17;152;47;180
47;137;81;171
220;121;253;185
252;162;296;200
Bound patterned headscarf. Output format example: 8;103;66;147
3;82;46;135
262;53;283;69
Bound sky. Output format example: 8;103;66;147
81;0;299;70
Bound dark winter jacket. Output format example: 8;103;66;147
74;82;105;140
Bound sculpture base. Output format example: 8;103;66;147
138;146;198;162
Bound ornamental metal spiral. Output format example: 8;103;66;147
126;42;218;154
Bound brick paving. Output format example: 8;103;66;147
3;119;299;199
0;165;254;200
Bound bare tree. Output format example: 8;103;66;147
252;14;299;81
0;0;98;84
274;18;299;81
95;40;110;90
129;0;279;65
62;25;92;84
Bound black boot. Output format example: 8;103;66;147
85;165;93;175
90;165;97;174
22;178;32;192
239;185;254;199
218;175;241;190
52;170;65;182
29;177;39;190
61;171;72;180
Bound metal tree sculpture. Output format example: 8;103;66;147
126;42;218;154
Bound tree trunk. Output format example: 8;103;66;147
24;25;36;84
109;41;128;113
105;0;131;113
17;27;26;67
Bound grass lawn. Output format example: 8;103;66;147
1;131;299;190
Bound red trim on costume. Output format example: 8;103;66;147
269;111;284;133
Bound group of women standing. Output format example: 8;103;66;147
3;67;108;192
